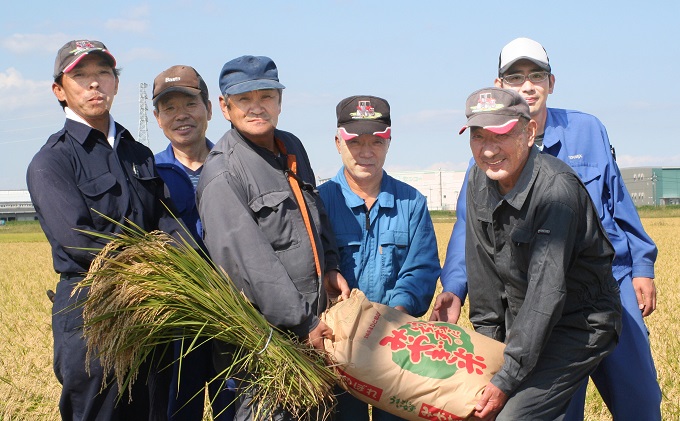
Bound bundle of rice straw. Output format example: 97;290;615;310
75;223;337;419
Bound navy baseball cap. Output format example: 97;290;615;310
219;55;285;96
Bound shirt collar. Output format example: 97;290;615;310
64;107;116;146
336;168;394;209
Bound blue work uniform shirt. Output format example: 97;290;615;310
318;168;440;317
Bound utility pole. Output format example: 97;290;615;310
138;82;150;147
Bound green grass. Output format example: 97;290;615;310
2;216;679;420
0;221;46;243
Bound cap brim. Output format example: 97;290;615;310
152;86;203;105
338;126;391;141
499;57;550;76
338;121;391;139
459;119;519;135
223;79;285;95
62;49;116;75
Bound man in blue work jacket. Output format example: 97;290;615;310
27;40;188;420
152;65;235;420
319;95;440;421
430;37;661;420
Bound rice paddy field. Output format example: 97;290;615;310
1;213;679;420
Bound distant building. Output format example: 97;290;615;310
621;167;680;206
319;170;467;211
0;190;37;221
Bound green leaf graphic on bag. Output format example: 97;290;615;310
379;321;488;379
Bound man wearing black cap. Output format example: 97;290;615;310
318;95;440;421
460;87;621;420
433;37;661;420
27;40;188;420
152;65;236;420
196;55;349;420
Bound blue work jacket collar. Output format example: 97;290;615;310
155;138;214;166
335;167;395;210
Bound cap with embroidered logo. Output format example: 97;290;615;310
53;40;116;80
152;65;209;106
459;87;530;135
336;95;391;141
498;37;550;76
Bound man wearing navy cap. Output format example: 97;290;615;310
460;87;621;420
27;40;188;420
196;55;350;420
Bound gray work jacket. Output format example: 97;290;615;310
197;128;339;338
466;147;622;395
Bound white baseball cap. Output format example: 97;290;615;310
498;37;550;76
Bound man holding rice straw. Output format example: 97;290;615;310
197;55;350;420
26;39;188;420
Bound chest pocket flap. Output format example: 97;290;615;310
336;233;362;248
380;230;409;247
572;164;601;185
249;191;290;213
78;172;117;197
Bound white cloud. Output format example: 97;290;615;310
1;33;69;54
0;68;52;112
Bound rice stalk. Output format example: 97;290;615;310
75;225;337;419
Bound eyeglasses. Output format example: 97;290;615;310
501;71;550;86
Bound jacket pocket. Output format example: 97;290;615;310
571;164;604;219
77;172;121;228
380;230;409;285
336;233;362;283
249;191;300;251
510;227;533;276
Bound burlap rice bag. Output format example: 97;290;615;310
322;289;506;420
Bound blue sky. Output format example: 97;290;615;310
1;0;679;189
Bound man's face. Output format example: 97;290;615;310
470;119;536;195
52;54;118;124
496;60;554;117
220;89;281;141
154;92;212;149
336;133;390;186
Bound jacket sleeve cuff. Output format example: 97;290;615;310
491;368;520;397
631;263;655;279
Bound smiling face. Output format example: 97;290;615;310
336;133;390;189
154;91;212;149
470;118;536;194
52;54;118;132
220;89;281;147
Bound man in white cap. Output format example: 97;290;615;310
460;87;620;420
27;40;188;420
432;37;661;420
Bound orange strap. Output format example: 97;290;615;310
276;139;321;277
